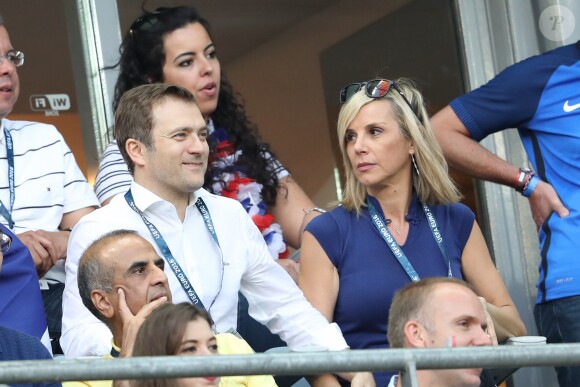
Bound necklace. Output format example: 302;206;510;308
384;219;401;236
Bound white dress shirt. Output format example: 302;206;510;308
61;182;347;357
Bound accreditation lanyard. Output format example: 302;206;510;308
124;190;222;314
0;128;15;229
367;200;452;282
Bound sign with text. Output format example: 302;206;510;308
29;94;71;116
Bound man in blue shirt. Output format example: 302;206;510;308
431;40;580;387
0;326;61;387
0;227;60;387
0;224;51;351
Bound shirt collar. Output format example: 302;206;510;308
366;191;422;225
129;181;211;212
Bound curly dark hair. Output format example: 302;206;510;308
110;6;283;206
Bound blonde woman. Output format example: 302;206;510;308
299;78;526;386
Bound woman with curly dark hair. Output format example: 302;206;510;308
95;6;320;270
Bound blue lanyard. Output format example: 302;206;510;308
0;128;15;229
367;199;452;282
124;190;223;313
194;195;221;248
421;202;451;275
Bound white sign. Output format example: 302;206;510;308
29;94;71;116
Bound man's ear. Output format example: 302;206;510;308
403;320;430;348
125;139;146;168
92;290;115;319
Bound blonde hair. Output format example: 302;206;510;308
387;278;473;348
337;78;460;213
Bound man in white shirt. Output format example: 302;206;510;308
62;84;373;386
386;278;492;387
0;15;99;354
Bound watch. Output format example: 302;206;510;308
515;168;532;193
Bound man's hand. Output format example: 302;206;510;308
36;229;69;258
478;297;497;346
277;258;300;283
17;230;69;277
117;288;169;357
529;181;569;230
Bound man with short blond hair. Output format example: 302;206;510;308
387;278;492;387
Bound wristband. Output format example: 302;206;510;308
520;171;534;194
303;207;327;215
522;175;540;197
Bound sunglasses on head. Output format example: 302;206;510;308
1;232;11;253
339;79;415;113
129;8;170;36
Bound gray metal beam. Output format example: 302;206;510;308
62;0;120;180
2;345;580;384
